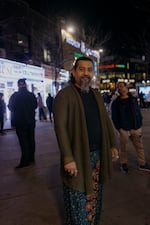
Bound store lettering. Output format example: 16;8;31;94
66;37;99;59
0;58;44;79
66;36;80;48
0;63;13;76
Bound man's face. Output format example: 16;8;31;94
72;60;94;91
117;82;128;96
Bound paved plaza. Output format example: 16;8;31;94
0;109;150;225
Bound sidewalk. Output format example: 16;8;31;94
0;110;150;225
0;121;64;225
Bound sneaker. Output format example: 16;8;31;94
0;131;6;135
139;163;150;172
15;163;31;169
29;160;35;165
120;163;128;173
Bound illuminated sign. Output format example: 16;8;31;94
116;64;125;68
74;52;84;58
66;36;80;48
64;33;99;59
99;64;125;69
0;58;44;80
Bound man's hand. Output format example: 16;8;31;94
64;161;78;177
111;148;119;161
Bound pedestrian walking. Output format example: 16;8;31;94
111;81;150;173
46;93;53;122
8;79;37;169
138;91;145;108
53;56;119;225
37;92;47;121
0;93;6;135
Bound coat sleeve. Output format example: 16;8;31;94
53;92;74;165
8;93;16;112
111;100;120;130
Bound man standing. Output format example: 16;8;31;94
111;81;150;173
8;79;37;169
37;92;47;121
0;93;6;135
46;93;53;122
53;56;118;225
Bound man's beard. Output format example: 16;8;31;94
80;76;91;93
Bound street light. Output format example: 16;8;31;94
66;26;75;33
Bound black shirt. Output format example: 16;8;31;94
77;88;102;151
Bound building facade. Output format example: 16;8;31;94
99;56;149;93
0;0;149;98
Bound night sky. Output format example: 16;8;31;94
24;0;147;31
24;0;150;56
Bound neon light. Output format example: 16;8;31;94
99;64;125;69
115;64;125;68
74;52;83;58
99;64;115;69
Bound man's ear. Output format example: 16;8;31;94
71;68;75;76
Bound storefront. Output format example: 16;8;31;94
0;58;45;121
42;63;70;97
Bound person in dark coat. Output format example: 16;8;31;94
53;56;119;225
8;79;37;169
0;93;6;135
46;93;53;122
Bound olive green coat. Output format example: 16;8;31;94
53;84;117;195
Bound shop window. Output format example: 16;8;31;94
17;33;28;48
7;82;13;87
0;83;5;88
44;49;51;63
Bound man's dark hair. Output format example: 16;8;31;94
74;56;94;70
17;78;26;86
69;73;75;84
116;81;127;88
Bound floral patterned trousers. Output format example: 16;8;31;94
63;151;103;225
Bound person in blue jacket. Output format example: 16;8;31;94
111;81;150;173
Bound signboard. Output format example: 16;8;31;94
0;58;44;81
